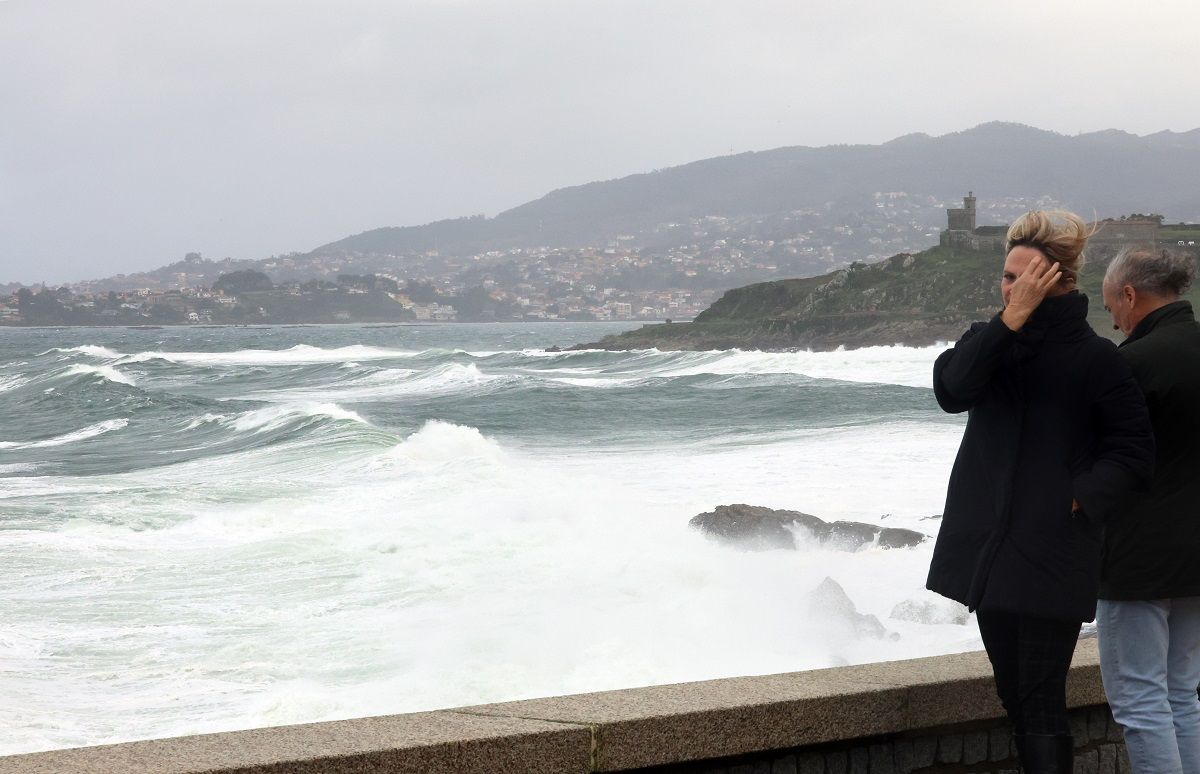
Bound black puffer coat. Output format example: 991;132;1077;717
1101;301;1200;600
926;293;1154;622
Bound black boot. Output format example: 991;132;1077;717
1014;733;1074;773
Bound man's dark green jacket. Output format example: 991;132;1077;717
1101;301;1200;600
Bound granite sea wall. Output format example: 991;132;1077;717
0;639;1126;774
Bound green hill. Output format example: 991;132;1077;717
579;244;1200;351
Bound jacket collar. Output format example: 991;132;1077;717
1123;300;1195;347
1021;292;1091;340
1006;292;1091;363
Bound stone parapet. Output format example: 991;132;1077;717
0;639;1119;774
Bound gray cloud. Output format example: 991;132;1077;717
2;0;1198;283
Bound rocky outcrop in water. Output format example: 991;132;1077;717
808;577;891;640
689;504;926;552
889;592;971;626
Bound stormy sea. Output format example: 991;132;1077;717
0;322;977;754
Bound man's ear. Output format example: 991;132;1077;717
1123;284;1137;306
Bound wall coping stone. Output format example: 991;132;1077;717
0;639;1105;774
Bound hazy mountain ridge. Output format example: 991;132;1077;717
315;122;1200;258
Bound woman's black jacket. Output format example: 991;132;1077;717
925;293;1154;622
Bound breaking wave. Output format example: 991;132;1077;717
61;364;136;386
0;418;128;449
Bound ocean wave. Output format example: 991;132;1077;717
381;420;507;467
243;363;509;402
0;375;29;393
40;345;122;359
115;344;424;367
549;346;942;389
182;413;229;431
0;419;129;449
61;364;136;386
226;403;367;434
392;363;504;393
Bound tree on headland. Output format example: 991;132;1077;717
404;280;440;303
148;304;184;323
335;273;400;293
213;270;272;295
16;287;68;325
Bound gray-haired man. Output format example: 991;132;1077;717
1100;246;1200;774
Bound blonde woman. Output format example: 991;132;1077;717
927;211;1155;774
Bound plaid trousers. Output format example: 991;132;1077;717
976;609;1084;735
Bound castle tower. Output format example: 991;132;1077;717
947;191;977;232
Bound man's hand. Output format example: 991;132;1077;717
1002;255;1062;332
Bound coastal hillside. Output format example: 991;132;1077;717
579;243;1200;352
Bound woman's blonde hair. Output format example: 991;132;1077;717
1005;210;1094;281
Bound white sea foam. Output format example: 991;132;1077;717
61;364;135;386
640;346;942;388
0;419;129;449
521;346;942;389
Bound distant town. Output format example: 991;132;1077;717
2;192;1183;327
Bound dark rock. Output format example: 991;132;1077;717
690;504;926;552
689;504;813;549
876;527;927;549
825;521;879;550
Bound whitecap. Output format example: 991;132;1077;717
0;418;128;449
588;345;943;388
62;364;135;386
182;413;228;430
0;375;29;392
40;345;122;359
242;363;506;402
391;420;505;463
226;403;367;434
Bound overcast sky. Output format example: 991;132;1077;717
2;0;1199;284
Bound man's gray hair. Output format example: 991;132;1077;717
1105;245;1196;297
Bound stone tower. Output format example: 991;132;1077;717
947;192;977;232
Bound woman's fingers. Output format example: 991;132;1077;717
1021;258;1061;290
1037;263;1062;289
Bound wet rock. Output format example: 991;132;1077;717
689;504;926;552
687;504;826;550
889;592;971;625
808;577;889;639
